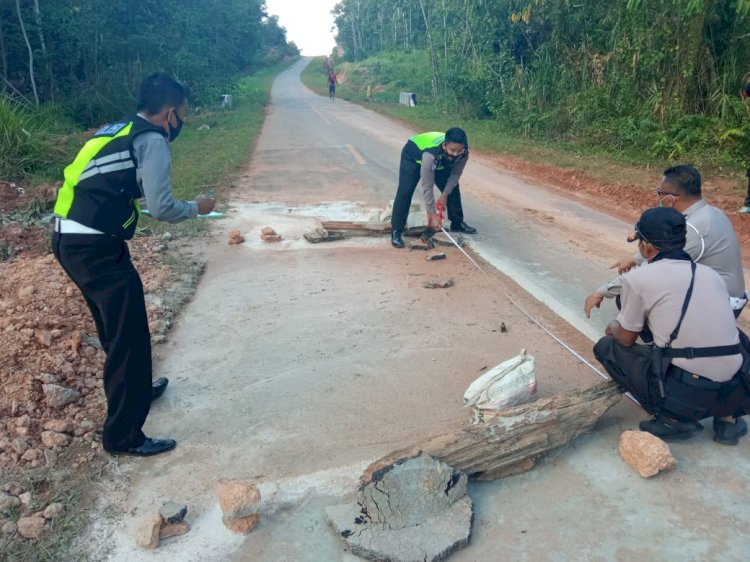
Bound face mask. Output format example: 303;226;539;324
168;111;183;142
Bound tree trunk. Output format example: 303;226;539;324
15;0;39;106
417;0;439;96
0;16;8;85
363;380;624;483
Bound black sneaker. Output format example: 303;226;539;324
713;416;748;446
391;231;404;249
449;222;477;234
639;415;703;441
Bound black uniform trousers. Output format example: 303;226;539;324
593;336;750;421
390;142;464;233
52;232;152;450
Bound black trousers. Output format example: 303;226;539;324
744;168;750;207
594;336;749;421
390;143;464;233
52;232;152;450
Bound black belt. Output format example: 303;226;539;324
662;344;741;359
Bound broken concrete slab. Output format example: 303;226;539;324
326;453;472;562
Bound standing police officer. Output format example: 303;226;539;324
390;128;476;248
52;73;215;457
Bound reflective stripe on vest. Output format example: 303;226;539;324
53;123;134;220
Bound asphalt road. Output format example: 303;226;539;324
89;58;750;561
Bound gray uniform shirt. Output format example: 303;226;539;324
618;259;742;381
419;152;467;214
598;200;746;299
132;130;198;222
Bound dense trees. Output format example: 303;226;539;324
0;0;297;125
332;0;750;166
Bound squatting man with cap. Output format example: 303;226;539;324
585;165;747;319
593;207;750;445
390;128;477;249
52;73;215;457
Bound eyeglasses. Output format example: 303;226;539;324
656;189;680;197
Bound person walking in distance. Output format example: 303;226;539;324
328;70;338;100
390;128;476;248
51;73;215;457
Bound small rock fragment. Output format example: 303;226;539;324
222;514;260;535
260;226;276;236
44;420;74;434
159;502;188;524
41;431;72;449
17;517;45;539
135;515;162;549
228;229;245;245
500;322;507;333
0;492;21;511
619;430;676;478
19;492;32;505
261;234;282;243
1;521;17;535
218;480;261;521
422;279;454;289
43;503;65;520
35;330;52;347
42;384;80;409
159;521;191;540
426;252;446;261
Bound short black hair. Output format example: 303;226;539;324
444;127;467;146
137;73;187;115
662;164;701;198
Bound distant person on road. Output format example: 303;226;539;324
739;82;750;213
390;129;476;249
593;207;750;445
328;71;338;100
585;165;747;319
52;73;215;458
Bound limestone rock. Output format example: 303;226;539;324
44;419;74;434
17;517;45;539
228;230;245;245
260;227;282;243
42;384;80;408
19;492;32;505
159;502;187;524
218;480;261;520
619;430;676;478
11;437;29;455
41;431;72;449
135;515;162;549
222;514;260;535
43;503;65;519
1;521;17;535
35;330;52;347
159;521;191;540
326;453;473;562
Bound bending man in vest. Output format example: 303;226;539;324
390;129;476;248
593;207;748;445
52;73;215;457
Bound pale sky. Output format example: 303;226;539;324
265;0;338;56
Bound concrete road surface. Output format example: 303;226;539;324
87;58;750;561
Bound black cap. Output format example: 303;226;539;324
627;207;686;249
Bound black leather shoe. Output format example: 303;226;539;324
450;222;477;234
152;377;168;401
106;438;176;457
639;415;703;441
713;416;748;446
391;231;404;248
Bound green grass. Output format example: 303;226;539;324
137;62;291;236
301;55;749;193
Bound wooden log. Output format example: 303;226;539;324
321;221;391;236
363;380;624;482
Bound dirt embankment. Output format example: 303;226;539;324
0;182;204;475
